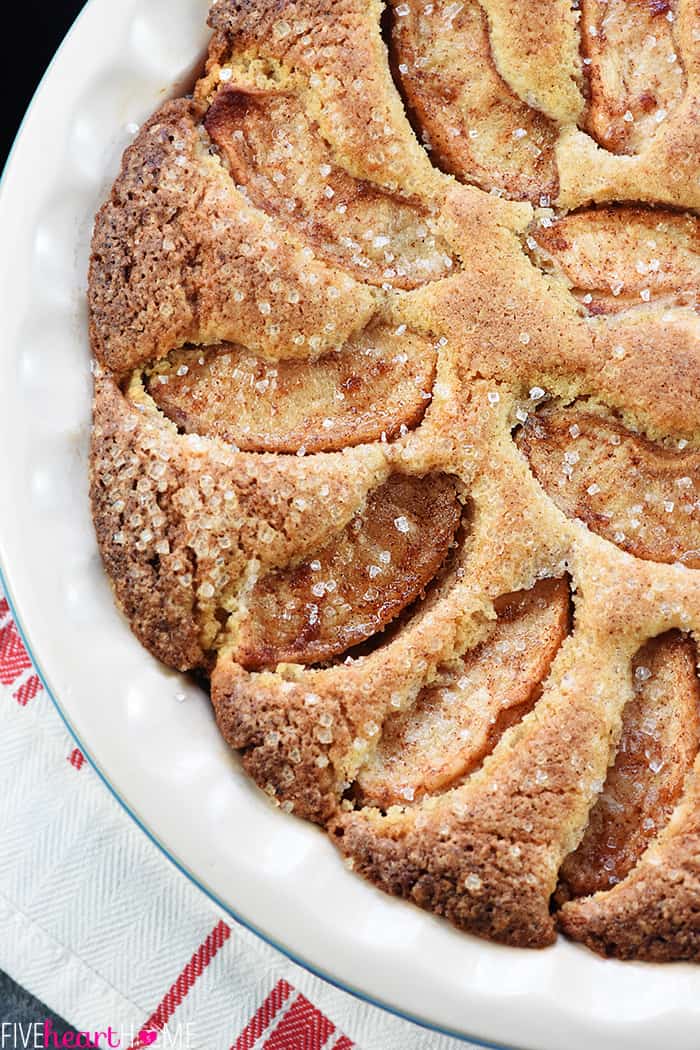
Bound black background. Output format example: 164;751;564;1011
3;1;86;165
0;970;73;1040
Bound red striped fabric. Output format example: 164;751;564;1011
232;979;294;1050
262;994;336;1050
0;621;31;685
333;1038;354;1050
13;672;41;707
68;747;85;770
0;598;9;618
127;920;232;1049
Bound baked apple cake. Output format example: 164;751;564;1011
89;0;700;959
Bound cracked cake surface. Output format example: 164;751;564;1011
89;0;700;958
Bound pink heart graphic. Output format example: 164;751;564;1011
138;1032;158;1047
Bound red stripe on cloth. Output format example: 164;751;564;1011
127;920;231;1049
13;673;41;707
332;1038;354;1050
68;748;85;770
0;622;31;686
0;598;9;617
262;995;335;1050
231;979;294;1050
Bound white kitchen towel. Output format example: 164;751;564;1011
0;588;480;1050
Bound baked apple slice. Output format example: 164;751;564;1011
389;0;558;202
205;86;455;289
581;0;685;155
233;474;462;669
517;404;700;566
356;577;570;806
532;207;700;314
558;631;700;899
146;324;435;453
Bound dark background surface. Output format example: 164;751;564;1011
0;970;73;1042
3;0;86;165
1;1;85;1033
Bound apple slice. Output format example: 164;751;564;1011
558;631;700;900
145;324;435;453
580;0;685;155
205;87;455;289
234;474;461;669
390;0;558;202
532;207;700;314
356;577;570;807
517;404;700;567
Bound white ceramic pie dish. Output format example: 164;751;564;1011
1;2;700;1047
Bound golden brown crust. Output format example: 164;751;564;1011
89;0;700;959
91;373;207;671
